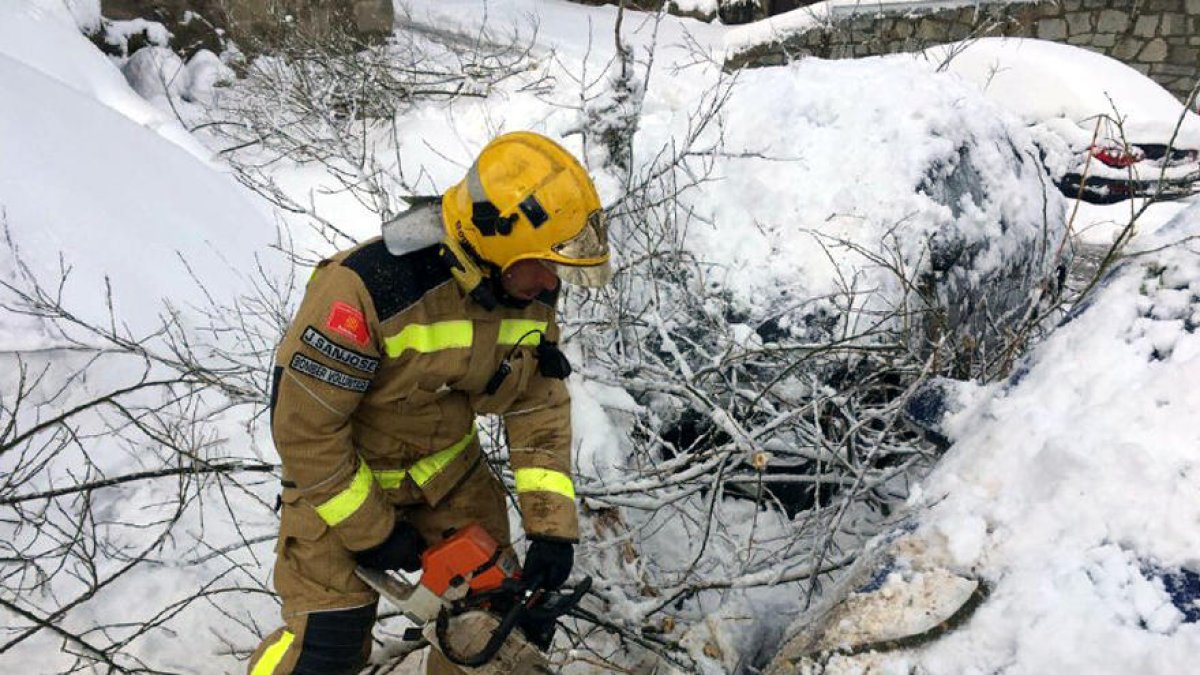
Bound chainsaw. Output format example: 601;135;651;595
356;523;590;672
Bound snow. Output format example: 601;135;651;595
1067;195;1195;245
926;38;1200;147
0;1;213;160
0;10;284;672
395;0;728;68
917;38;1200;246
569;377;641;476
639;54;1058;327
888;201;1200;672
0;49;278;347
723;5;829;54
670;0;720;16
121;45;190;100
1;0;1197;673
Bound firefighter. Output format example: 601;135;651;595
247;131;611;675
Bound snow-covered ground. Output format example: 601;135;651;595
0;3;286;673
1;1;1197;674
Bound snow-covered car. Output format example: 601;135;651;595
766;203;1200;674
611;55;1071;526
928;38;1200;204
649;55;1070;362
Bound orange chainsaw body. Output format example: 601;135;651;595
419;523;520;597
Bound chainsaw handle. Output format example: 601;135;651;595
435;575;594;667
525;575;590;620
435;591;527;667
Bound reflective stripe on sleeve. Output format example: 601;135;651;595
514;467;576;499
314;461;373;527
384;321;472;357
497;319;547;346
251;630;295;675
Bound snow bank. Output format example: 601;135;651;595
895;203;1200;672
0;1;214;159
0;10;284;673
928;38;1200;147
0;38;278;350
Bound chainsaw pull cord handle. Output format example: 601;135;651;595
435;574;544;667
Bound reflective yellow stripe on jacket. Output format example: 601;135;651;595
514;467;576;500
251;630;294;675
314;461;373;527
384;319;546;359
373;425;478;489
498;319;547;346
384;320;472;357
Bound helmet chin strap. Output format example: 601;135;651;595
439;236;498;310
439;236;534;310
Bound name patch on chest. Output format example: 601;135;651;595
301;326;379;373
289;353;370;393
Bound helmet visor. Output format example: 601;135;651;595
552;209;608;264
551;260;612;288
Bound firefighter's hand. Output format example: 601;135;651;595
355;521;427;573
523;537;574;590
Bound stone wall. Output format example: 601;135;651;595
725;0;1200;103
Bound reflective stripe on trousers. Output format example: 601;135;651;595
251;630;294;675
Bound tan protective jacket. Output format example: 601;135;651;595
270;215;579;554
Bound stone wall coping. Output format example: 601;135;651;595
726;0;1046;56
724;4;830;54
829;0;1007;18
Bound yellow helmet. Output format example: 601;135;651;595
442;131;611;288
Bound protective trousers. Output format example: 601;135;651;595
248;461;511;675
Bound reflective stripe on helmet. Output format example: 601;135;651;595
251;630;295;675
498;319;547;346
314;461;373;527
514;467;576;500
466;162;488;203
384;321;473;357
373;425;478;489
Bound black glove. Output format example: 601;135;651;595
355;521;427;573
523;537;574;590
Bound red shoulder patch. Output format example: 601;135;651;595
325;301;370;346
